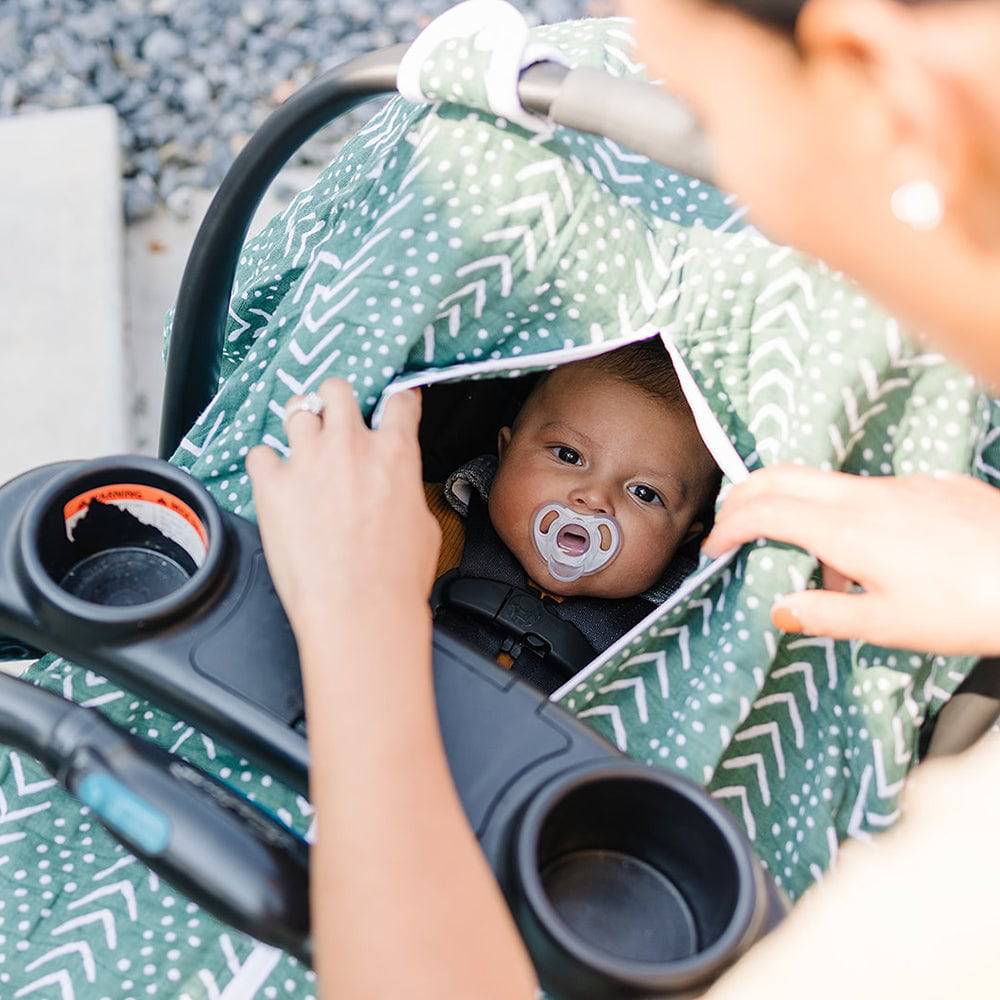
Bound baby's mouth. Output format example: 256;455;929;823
555;525;589;557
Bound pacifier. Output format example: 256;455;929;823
532;503;621;583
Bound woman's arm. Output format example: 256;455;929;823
702;734;1000;1000
300;606;537;1000
247;380;538;1000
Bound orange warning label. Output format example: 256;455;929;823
64;484;208;547
61;483;211;570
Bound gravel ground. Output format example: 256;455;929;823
1;0;600;222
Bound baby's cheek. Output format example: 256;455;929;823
621;528;678;589
491;494;539;571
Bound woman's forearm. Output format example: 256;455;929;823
247;387;537;995
299;601;539;1000
702;736;1000;1000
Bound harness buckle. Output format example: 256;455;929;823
432;574;594;678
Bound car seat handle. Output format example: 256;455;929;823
160;45;715;460
520;61;714;184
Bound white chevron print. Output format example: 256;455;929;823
735;722;786;780
51;910;119;950
482;225;538;270
24;943;96;984
597;677;649;724
721;753;771;806
455;255;513;296
14;970;76;1000
10;753;56;796
621;650;670;699
753;693;805;748
713;786;756;840
515;158;575;212
771;660;819;712
577;705;628;751
747;369;796;408
747;336;804;376
750;301;811;341
495;192;558;241
757;267;817;310
787;636;839;691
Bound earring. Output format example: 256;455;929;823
890;180;944;232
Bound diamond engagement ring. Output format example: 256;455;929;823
283;392;325;431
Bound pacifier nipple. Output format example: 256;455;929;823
532;503;621;583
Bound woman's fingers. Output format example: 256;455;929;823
717;464;872;518
702;493;847;561
377;389;424;479
378;388;422;440
771;589;891;643
283;393;324;449
318;378;366;437
822;563;857;593
704;467;886;586
702;471;1000;655
246;443;283;481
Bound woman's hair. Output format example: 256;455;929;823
717;0;927;32
717;0;806;30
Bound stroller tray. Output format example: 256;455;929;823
0;454;785;997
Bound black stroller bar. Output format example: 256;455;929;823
158;44;713;460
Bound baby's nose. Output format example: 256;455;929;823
570;490;611;516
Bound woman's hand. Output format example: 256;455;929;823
701;465;1000;654
246;380;441;642
248;381;537;1000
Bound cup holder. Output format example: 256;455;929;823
18;457;226;634
513;763;762;997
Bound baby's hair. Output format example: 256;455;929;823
512;338;687;428
583;339;686;412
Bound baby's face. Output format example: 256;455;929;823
489;364;718;599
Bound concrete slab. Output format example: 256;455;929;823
123;164;321;455
0;105;127;485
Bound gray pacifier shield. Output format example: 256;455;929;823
532;503;621;582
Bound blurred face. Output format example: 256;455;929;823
621;0;1000;386
488;363;718;599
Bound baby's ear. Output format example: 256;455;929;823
497;426;512;459
681;518;705;546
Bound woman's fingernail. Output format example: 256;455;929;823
771;602;803;633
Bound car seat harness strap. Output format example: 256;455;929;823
431;496;658;691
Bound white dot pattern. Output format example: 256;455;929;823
5;14;1000;995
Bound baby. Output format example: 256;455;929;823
427;339;720;688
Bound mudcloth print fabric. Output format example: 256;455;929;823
2;7;998;997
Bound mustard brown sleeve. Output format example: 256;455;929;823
423;482;465;580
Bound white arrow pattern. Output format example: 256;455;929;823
6;13;995;995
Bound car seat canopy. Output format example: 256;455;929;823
154;8;1000;902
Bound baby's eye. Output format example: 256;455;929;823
629;483;664;506
552;446;582;465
